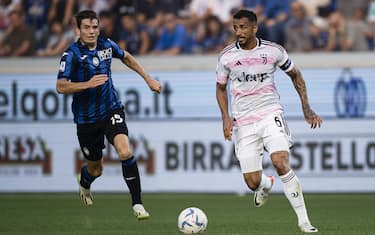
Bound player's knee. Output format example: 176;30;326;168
118;149;133;160
271;152;290;175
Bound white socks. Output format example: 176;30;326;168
280;170;310;226
256;173;272;191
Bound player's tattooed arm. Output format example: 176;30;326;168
287;67;310;113
286;67;322;128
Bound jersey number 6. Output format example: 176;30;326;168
274;116;282;127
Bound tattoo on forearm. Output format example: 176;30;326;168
288;68;311;113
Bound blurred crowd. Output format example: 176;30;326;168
0;0;375;57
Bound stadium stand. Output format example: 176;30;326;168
0;0;374;57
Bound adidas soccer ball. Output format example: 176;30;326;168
177;207;208;234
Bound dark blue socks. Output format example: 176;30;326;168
80;165;97;189
121;156;142;205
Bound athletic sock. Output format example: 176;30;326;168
255;173;272;192
121;156;142;205
280;170;310;225
80;165;98;189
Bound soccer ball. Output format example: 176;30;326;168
177;207;208;234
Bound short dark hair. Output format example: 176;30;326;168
233;9;257;23
75;10;98;29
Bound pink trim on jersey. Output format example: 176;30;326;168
216;75;227;84
231;84;277;98
227;57;276;69
233;107;283;127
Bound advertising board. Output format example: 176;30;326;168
0;68;373;122
1;119;374;193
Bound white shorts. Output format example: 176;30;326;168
233;112;293;173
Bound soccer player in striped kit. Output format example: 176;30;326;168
216;9;321;233
56;10;161;220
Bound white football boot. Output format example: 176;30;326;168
77;174;93;206
299;223;318;233
253;175;275;208
133;204;150;220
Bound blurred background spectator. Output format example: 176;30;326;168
325;11;369;51
151;11;190;55
21;0;50;48
77;0;109;13
47;0;77;28
285;1;313;52
189;0;242;25
0;9;35;56
1;0;375;57
99;10;119;42
36;18;75;56
201;15;230;53
336;0;368;19
256;0;291;45
0;0;21;36
118;13;150;55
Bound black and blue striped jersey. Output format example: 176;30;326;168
57;37;125;124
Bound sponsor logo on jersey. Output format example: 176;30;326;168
97;48;112;61
235;72;268;82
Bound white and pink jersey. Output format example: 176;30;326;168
216;38;294;127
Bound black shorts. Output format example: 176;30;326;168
76;108;129;161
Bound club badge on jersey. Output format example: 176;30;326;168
92;57;99;67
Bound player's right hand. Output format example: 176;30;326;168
87;74;108;88
223;117;233;141
304;108;323;129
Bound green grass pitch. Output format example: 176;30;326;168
0;193;374;235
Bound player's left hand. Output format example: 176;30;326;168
304;108;322;129
148;79;162;94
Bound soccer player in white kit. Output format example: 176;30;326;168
216;10;321;233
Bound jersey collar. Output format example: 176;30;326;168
236;38;261;51
77;38;98;51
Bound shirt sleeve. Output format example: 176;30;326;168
277;46;294;72
216;56;229;85
57;50;74;80
108;38;125;59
